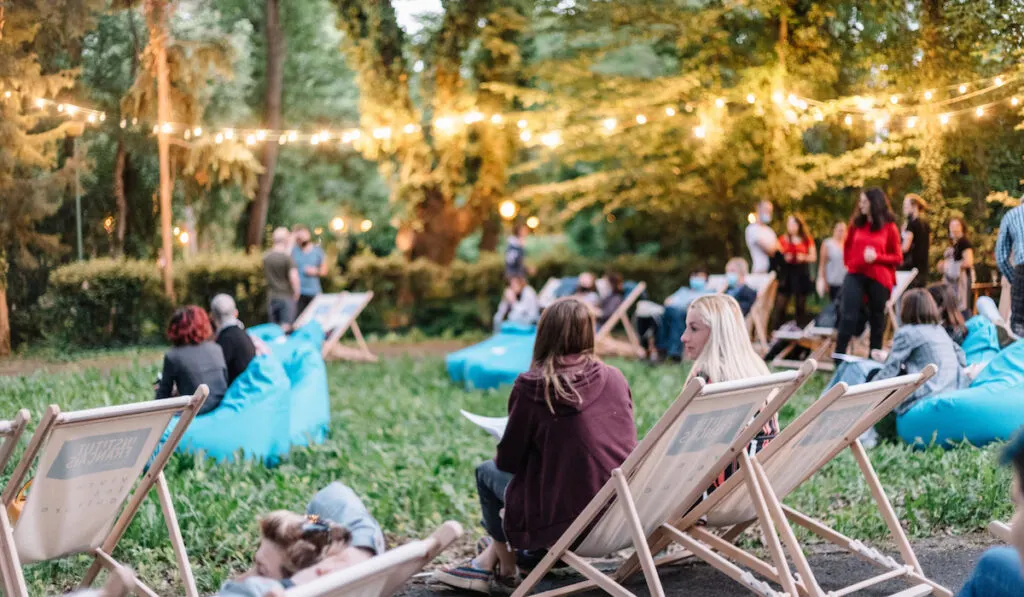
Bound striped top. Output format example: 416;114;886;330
996;203;1024;282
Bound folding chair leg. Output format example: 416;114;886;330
659;526;782;597
156;473;199;597
621;318;644;357
611;469;666;597
0;504;27;597
350;321;378;361
93;549;160;597
739;451;800;597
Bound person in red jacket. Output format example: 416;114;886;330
434;298;637;593
836;187;902;356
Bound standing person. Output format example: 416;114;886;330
996;198;1024;336
504;223;529;279
291;225;328;317
210;294;256;386
263;227;300;329
745;200;778;274
817;222;847;301
771;213;816;329
901;194;930;288
940;217;975;316
835;188;902;356
434;299;637;592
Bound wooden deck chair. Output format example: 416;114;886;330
0;389;208;597
745;273;778;352
596;282;647;359
629;366;948;597
999;277;1012;322
989;520;1011;543
885;269;919;330
537;277;565;309
511;361;817;597
295;292;377;362
283;521;462;597
770;323;838;372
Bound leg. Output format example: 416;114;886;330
865;279;891;351
794;293;807;326
474;460;516;575
661;306;686;360
957;547;1023;597
835;276;867;355
770;292;790;331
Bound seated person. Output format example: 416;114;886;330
434;298;637;592
956;429;1024;597
493;275;540;331
927;283;967;344
155;306;228;415
682;294;779;489
829;289;968;445
635;265;712;362
219;482;386;596
724;257;758;316
597;271;626;327
211;294;257;386
572;271;601;308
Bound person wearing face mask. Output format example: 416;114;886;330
745;200;779;274
938;217;975;317
724;258;758;316
901;194;930;288
291;225;329;318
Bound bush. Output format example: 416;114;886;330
32;251;702;349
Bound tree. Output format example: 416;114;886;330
0;0;103;355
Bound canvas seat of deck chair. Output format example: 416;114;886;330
510;361;817;597
0;389;208;597
637;365;948;597
283;521;462;597
295;291;377;362
596;282;647;359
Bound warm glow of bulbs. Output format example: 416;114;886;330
924;90;934;101
288;131;298;142
193;127;202;137
976;106;985;117
464;111;484;124
906;116;918;129
34;98;45;108
519;130;532;142
103;216;115;233
715;98;726;108
498;200;519;220
120;119;127;129
331;217;346;232
160;122;172;134
178;231;190;245
1013;97;1021;107
360;219;373;232
772;91;784;105
814;110;824;122
665;107;676;116
3;91;11;98
435;117;455;133
526;216;540;229
403;124;418;134
173;226;181;236
746;93;756;104
87;113;96;123
246;134;256;145
959;84;968;94
693;125;707;139
224;129;234;140
257;130;268;141
844;115;854;126
517;119;528;129
995;76;1005;87
603;118;617;131
57;104;64;112
279;135;287;145
747;213;756;224
372;127;392;140
540;131;562;147
99;113;105;121
940;113;951;125
635;114;647;124
890;95;899;104
215;133;224;144
490;114;503;124
310;134;320;145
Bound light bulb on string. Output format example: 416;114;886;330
519;130;532;142
975;106;985;118
940;113;951;126
498;200;519;220
464;111;484;124
34;98;45;108
120;119;127;129
435;117;455;134
160;122;172;134
224;129;234;140
99;113;105;122
57;104;64;112
173;226;181;236
246;134;256;146
372;127;392;140
772;91;784;105
310;134;320;145
787;94;798;107
331;217;346;232
746;93;756;104
1013;97;1021;107
215;132;224;144
288;131;298;142
278;135;287;145
715;98;726;109
924;90;934;101
184;129;191;140
257;130;268;141
959;84;968;94
87;113;96;123
844;114;854;127
813;110;824;122
693;125;707;139
360;219;373;232
635;114;647;124
906;116;918;129
403;124;418;134
665;107;676;117
995;76;1005;87
517;119;528;129
490;114;503;125
178;231;190;245
602;118;617;131
193;127;202;137
890;95;899;105
540;131;562;148
3;91;11;99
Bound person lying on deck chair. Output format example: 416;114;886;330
956;429;1024;597
218;482;386;597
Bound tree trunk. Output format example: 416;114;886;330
0;285;8;357
410;187;469;264
479;216;500;252
917;0;945;204
112;138;128;257
145;0;175;300
246;0;286;252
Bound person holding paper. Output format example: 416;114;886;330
434;298;637;593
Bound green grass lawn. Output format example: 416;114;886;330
0;354;1012;594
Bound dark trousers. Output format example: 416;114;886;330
1013;264;1024;337
476;460;513;543
836;274;891;354
828;285;842;302
296;294;316;319
771;292;808;330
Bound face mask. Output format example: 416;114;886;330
726;272;739;287
760;212;772;224
689;276;706;290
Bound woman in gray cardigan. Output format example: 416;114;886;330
155;306;228;415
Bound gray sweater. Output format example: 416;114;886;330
876;324;969;414
155;342;228;414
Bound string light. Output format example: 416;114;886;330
635;114;647;124
103;216;115;233
715;98;726;108
602;118;617;131
57;104;64;112
87;113;96;123
257;130;267;141
224;129;234;140
372;127;392;140
517;119;528;129
498;200;518;220
1013;97;1021;107
906;116;918;129
288;131;298;142
215;132;224;144
519;130;532;142
310;134;320;145
359;219;373;232
665;107;676;116
693;125;707;138
403;123;418;134
924;90;934;101
246;134;256;145
3;91;10;98
940;113;951;126
160;122;172;134
173;226;181;236
464;111;484;124
844;115;854;127
193;126;202;137
959;84;968;94
995;76;1005;87
526;216;540;229
178;231;190;245
772;91;784;105
490;114;503;125
435;117;455;134
746;93;756;104
34;98;45;108
890;95;899;105
975;106;985;118
540;131;562;147
278;135;287;145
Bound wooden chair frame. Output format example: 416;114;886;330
284;521;462;597
295;291;377;363
989;520;1011;543
0;389;207;597
596;282;648;359
746;273;778;353
511;362;817;597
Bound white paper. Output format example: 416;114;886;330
460;410;507;441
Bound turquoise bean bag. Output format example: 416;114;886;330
447;322;535;390
176;322;330;462
962;316;1000;367
898;339;1024;448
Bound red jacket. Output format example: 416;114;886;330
844;221;902;289
496;357;636;550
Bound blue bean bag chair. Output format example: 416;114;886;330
962;316;1000;367
898;339;1024;448
447;322;536;390
176;322;330;462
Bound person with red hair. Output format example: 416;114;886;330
155;305;228;415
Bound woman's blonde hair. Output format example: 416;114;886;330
685;294;770;383
259;511;352;576
531;297;597;414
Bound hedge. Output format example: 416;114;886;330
32;252;701;349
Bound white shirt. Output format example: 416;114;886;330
745;223;778;274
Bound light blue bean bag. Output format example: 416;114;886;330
898;340;1024;448
176;322;330;462
447;322;536;390
962;316;1000;367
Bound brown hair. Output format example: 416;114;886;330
927;283;966;333
900;289;941;326
905;193;927;211
786;213;814;245
531;298;596;414
606;271;624;294
259;511;351;576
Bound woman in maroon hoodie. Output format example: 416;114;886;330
435;298;638;593
835;187;902;357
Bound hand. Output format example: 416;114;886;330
815;277;826;298
304;266;319;276
504;288;518;304
863;246;877;263
784;252;796;264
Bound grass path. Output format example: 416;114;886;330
0;350;1011;594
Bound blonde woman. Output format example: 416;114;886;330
681;294;778;488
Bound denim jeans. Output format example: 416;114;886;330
657;305;687;359
957;547;1024;597
476;460;514;542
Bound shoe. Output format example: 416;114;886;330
996;322;1018;349
433;560;493;594
491;572;521;594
